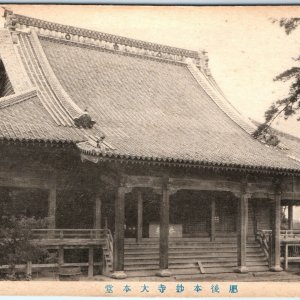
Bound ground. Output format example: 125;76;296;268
32;269;300;282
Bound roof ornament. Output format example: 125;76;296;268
79;134;116;155
3;9;19;44
3;9;17;31
74;109;96;129
198;49;211;76
113;43;119;50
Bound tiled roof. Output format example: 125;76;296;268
262;126;300;166
0;90;97;143
1;12;300;174
15;31;96;128
38;36;300;173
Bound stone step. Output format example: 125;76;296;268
124;258;268;266
247;265;270;272
125;241;257;246
124;260;268;271
125;270;158;277
125;265;159;271
124;256;267;265
123;239;268;277
125;265;270;277
125;245;260;251
125;258;267;267
125;251;265;260
125;237;238;243
125;249;263;257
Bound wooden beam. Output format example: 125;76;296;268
157;182;172;277
111;186;128;279
137;191;143;243
270;193;283;272
251;192;269;199
210;198;216;242
282;192;300;201
0;170;53;189
0;168;96;191
170;178;241;193
124;175;163;189
236;193;249;273
247;182;273;194
288;205;294;230
88;246;94;277
124;175;276;195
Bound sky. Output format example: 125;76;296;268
1;5;300;136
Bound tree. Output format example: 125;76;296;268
254;18;300;141
0;216;51;280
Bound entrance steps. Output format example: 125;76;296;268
124;239;269;277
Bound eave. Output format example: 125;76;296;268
79;150;300;177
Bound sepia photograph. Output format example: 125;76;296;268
1;4;300;289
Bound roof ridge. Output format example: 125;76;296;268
30;31;90;121
0;28;33;93
3;9;211;76
15;30;96;129
39;35;188;67
0;88;37;109
187;62;257;135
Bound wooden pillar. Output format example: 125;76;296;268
48;185;56;239
88;246;94;277
111;186;128;279
94;190;102;239
210;198;216;242
26;261;32;278
271;193;283;271
236;193;249;273
48;187;56;230
58;246;64;266
156;181;172;277
137;191;143;243
284;243;289;270
288;205;293;230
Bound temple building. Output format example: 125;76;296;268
1;9;300;279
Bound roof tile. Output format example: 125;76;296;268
37;37;300;172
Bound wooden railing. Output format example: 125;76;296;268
257;229;300;270
102;228;114;275
280;230;300;270
0;228;114;278
256;230;272;267
280;229;300;240
31;229;107;240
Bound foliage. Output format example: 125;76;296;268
0;216;51;279
272;18;300;35
254;18;300;140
